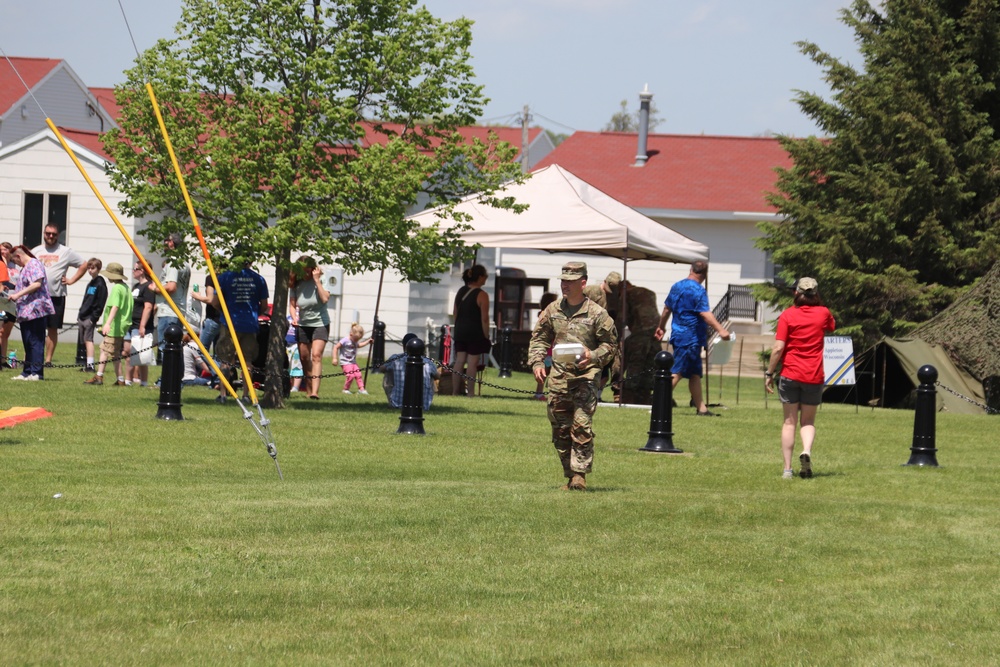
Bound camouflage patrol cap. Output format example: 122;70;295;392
796;277;818;293
604;271;622;290
559;261;587;280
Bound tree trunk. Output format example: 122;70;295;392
261;249;291;408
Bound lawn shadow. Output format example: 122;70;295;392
801;471;845;479
284;399;525;417
0;436;27;446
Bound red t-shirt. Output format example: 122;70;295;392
776;305;836;385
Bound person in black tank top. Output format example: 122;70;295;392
451;264;490;396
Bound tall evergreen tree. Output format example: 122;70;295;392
757;0;1000;347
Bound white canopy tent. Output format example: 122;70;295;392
408;164;709;264
407;165;713;401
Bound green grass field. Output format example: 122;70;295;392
2;354;998;665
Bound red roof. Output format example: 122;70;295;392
533;131;792;213
0;57;61;113
354;122;540;152
455;125;542;148
89;87;121;124
54;127;110;161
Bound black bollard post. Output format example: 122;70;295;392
156;322;184;421
640;350;682;453
75;335;86;367
498;325;513;378
371;320;386;369
904;364;940;467
397;336;427;435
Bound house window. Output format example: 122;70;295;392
22;192;69;247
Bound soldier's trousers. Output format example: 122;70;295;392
547;380;599;476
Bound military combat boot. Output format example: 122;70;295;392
568;473;587;491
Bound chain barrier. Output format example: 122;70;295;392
935;381;999;415
7;346;147;371
7;346;658;399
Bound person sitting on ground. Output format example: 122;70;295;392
180;331;212;387
380;333;440;410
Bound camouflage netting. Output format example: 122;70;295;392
911;260;1000;382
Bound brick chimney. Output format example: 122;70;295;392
634;84;653;167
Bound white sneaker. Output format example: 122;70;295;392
359;390;369;395
11;374;26;381
342;390;352;394
782;469;794;479
13;374;40;381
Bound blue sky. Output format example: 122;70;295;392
1;0;862;137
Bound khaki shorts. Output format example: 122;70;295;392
216;329;259;365
100;335;125;358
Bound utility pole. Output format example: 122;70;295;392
521;104;531;173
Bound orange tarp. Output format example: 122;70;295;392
0;406;53;429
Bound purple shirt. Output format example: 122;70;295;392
15;258;56;322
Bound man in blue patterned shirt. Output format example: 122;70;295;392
655;261;730;416
381;333;440;411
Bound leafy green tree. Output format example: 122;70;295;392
757;0;1000;348
103;0;523;407
602;99;663;133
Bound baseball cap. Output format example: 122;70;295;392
797;277;818;293
559;261;587;281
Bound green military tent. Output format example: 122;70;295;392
826;261;1000;414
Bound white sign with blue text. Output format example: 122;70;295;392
823;336;855;386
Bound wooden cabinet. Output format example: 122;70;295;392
493;273;549;373
494;275;550;331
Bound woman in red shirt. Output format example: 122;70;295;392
764;278;836;479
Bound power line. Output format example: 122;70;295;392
528;111;577;133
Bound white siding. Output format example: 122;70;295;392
0;136;145;341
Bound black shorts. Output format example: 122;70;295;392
296;324;329;344
47;296;66;329
455;338;491;355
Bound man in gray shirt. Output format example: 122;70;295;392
31;224;88;366
147;233;191;352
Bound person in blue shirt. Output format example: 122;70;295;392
655;261;730;416
211;259;269;404
380;333;439;411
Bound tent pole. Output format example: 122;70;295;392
735;335;744;405
364;267;386;388
880;345;888;410
763;344;768;410
618;255;628;406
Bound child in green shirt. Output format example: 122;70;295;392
84;263;134;386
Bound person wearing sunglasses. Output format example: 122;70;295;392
30;225;87;367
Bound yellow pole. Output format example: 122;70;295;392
44;117;240;399
144;83;259;405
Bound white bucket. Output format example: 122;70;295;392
710;333;736;365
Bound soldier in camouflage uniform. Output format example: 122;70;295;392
604;272;661;405
528;262;618;491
